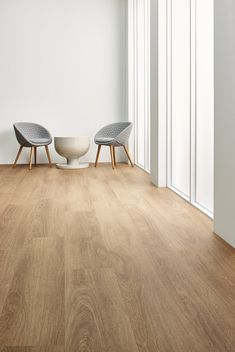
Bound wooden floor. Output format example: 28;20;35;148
0;164;234;352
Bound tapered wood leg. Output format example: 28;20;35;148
113;146;116;166
45;145;52;168
13;146;23;168
95;145;102;168
29;147;33;170
34;147;37;166
110;146;115;170
123;146;134;167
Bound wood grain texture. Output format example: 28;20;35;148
0;347;64;352
0;164;234;351
0;238;64;346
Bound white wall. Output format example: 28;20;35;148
150;0;159;186
169;0;191;198
193;0;214;215
156;0;167;187
0;0;127;164
214;0;235;247
150;0;168;187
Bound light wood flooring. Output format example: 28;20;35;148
0;164;234;352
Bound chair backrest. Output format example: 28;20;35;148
14;122;52;146
115;122;133;145
95;122;133;145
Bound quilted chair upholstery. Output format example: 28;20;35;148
13;122;53;170
14;123;52;147
94;122;133;169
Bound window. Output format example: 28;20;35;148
128;0;150;172
167;0;214;217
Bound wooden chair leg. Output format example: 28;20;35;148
95;145;102;167
29;147;33;170
113;146;116;166
34;147;37;166
110;146;115;170
13;146;23;168
123;145;134;167
45;145;52;168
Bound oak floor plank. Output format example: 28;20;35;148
17;200;67;239
0;164;234;351
65;211;111;273
94;181;235;352
65;269;139;352
0;167;27;216
0;347;64;352
0;251;17;318
94;201;195;351
0;238;65;346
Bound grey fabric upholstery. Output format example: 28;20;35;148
14;123;52;147
94;122;133;146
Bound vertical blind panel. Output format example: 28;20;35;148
195;0;214;212
171;0;191;197
136;0;145;167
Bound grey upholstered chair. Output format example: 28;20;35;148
13;122;53;170
94;122;133;169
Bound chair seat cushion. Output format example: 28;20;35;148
95;137;114;145
30;138;51;145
